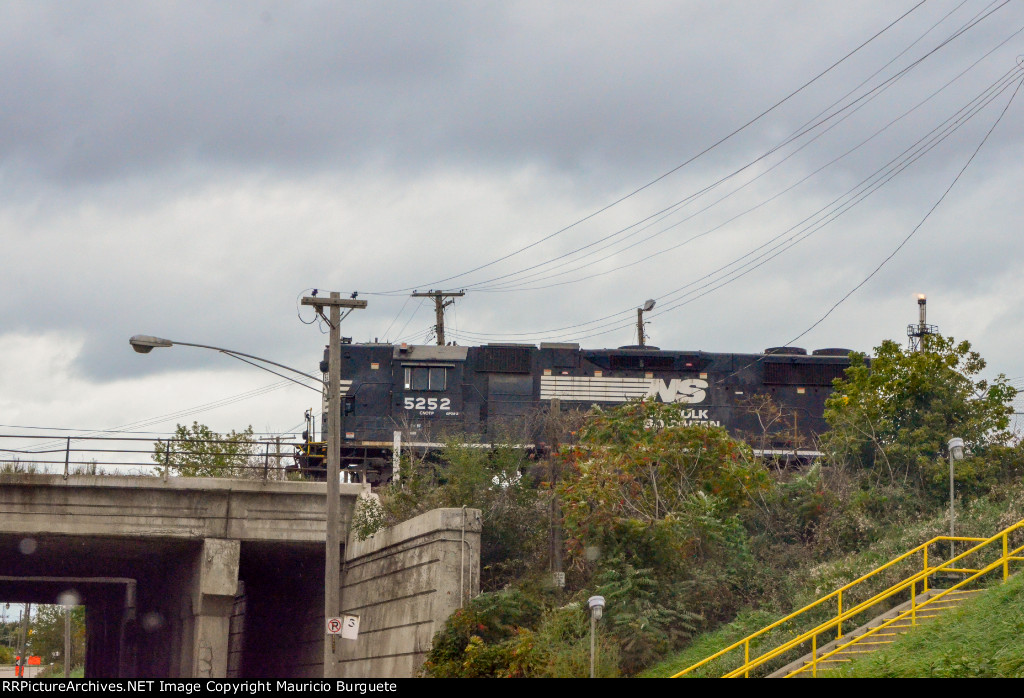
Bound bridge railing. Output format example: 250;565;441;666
0;432;304;480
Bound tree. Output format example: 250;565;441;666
822;335;1016;496
374;438;549;591
557;399;771;559
27;605;85;674
152;422;257;477
557;400;768;636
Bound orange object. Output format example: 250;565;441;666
27;656;41;666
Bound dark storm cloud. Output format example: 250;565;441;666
0;1;943;188
3;0;1024;393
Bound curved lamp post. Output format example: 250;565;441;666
131;332;341;675
129;335;324;392
133;290;365;680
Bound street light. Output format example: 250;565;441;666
636;299;656;347
129;335;324;392
130;329;351;678
587;595;605;678
948;437;965;561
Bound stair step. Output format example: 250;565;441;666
767;586;985;678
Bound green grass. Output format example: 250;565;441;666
638;609;779;677
641;484;1024;678
823;572;1024;678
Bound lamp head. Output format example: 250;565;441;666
948;437;965;461
642;299;656;312
588;595;605;620
129;335;173;354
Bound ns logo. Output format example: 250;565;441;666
644;378;709;404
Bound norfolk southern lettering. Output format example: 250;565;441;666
294;343;855;481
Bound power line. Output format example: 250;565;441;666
460;0;1013;296
367;0;933;296
778;72;1024;352
446;60;1024;345
393;4;1019;345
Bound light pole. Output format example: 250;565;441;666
948;437;965;561
636;299;656;347
130;329;361;678
587;595;605;678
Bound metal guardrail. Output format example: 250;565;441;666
0;433;304;480
674;518;1024;678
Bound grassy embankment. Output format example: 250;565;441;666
820;571;1024;678
640;486;1024;678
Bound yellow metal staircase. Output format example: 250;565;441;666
673;519;1024;678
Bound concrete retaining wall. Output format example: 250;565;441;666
336;507;482;678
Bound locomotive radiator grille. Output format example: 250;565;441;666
540;375;653;402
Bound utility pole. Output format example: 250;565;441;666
64;606;71;678
411;290;465;345
301;291;367;679
17;603;30;678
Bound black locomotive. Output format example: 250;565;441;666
294;341;855;482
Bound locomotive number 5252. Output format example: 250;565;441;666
403;397;452;410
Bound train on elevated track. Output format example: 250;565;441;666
292;340;857;483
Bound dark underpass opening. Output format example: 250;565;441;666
0;533;325;678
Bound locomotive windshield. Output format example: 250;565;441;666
405;366;448;391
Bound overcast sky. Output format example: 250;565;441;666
3;0;1024;464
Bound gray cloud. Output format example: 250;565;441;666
2;1;1024;434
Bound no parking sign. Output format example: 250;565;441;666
327;614;360;640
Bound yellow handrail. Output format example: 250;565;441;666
673;517;1024;678
787;539;1024;677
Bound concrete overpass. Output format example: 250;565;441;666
0;473;480;678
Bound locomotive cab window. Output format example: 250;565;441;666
405;366;447;391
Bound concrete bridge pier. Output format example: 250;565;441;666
146;538;241;678
189;538;240;678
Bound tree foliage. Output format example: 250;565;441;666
822;336;1016;496
25;605;85;673
152;422;257;477
558;400;771;559
376;439;549;591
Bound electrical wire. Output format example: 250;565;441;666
21;379;305;454
379;294;413;341
447;60;1024;344
364;0;933;296
392;4;1019;344
454;0;1013;295
775;72;1024;355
